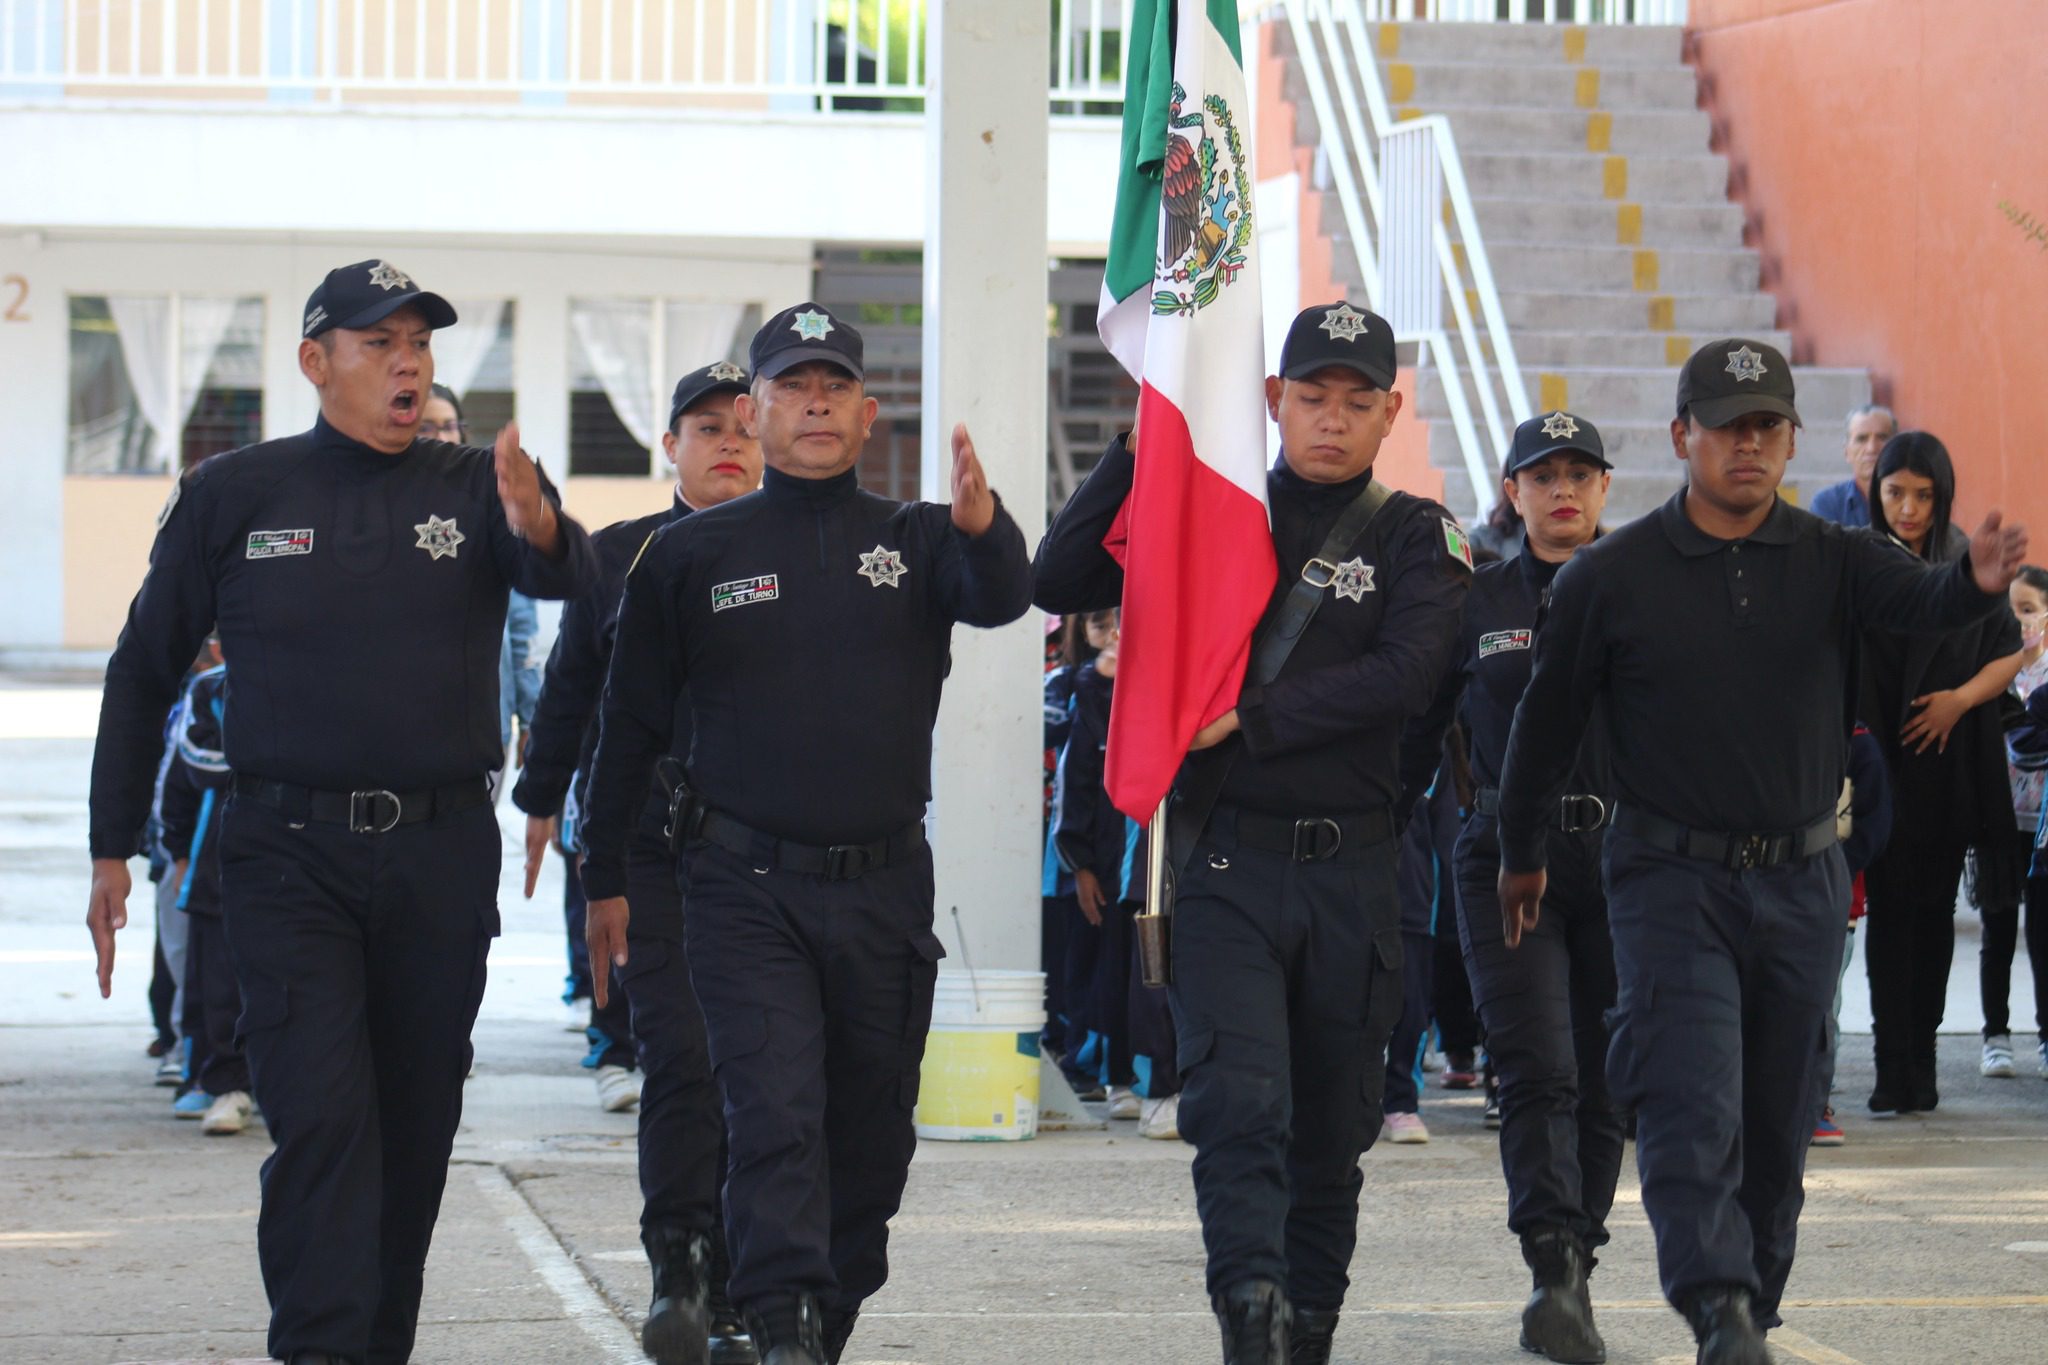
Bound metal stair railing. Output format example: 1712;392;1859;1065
1277;0;1533;516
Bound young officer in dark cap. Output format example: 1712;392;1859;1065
1034;300;1472;1365
1434;411;1624;1364
514;360;763;1365
84;259;597;1365
1495;339;2029;1365
580;303;1033;1365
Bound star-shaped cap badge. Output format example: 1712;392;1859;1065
414;514;465;561
367;260;414;292
1318;302;1370;343
857;545;908;588
1724;345;1768;383
791;309;836;341
1331;557;1375;603
707;361;747;383
1540;411;1579;440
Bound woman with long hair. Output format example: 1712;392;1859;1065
1858;431;2024;1115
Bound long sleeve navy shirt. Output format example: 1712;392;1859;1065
89;417;596;858
1495;489;2005;874
1033;435;1471;816
579;466;1034;901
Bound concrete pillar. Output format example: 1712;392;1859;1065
920;0;1050;972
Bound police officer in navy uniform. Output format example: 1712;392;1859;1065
1437;411;1625;1364
514;361;763;1365
1495;340;2028;1365
580;303;1033;1365
85;260;597;1365
1034;302;1472;1365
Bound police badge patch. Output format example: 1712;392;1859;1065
246;529;315;560
712;575;780;612
1478;628;1533;659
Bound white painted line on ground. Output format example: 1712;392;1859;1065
470;1164;642;1364
2007;1240;2048;1253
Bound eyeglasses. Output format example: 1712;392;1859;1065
419;420;467;440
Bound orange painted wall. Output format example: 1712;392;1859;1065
1689;0;2048;532
1255;21;1443;505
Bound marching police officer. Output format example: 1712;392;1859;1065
1496;340;2028;1365
1034;302;1472;1365
580;303;1033;1365
85;261;597;1365
1438;411;1625;1363
513;361;763;1365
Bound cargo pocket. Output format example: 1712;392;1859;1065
900;930;947;1109
1363;928;1405;1041
1603;980;1653;1111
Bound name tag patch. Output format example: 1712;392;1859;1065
1478;628;1532;659
246;529;314;559
712;574;780;612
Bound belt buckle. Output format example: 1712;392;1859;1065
1724;832;1770;871
1558;794;1608;834
1301;558;1338;589
823;844;872;881
350;789;402;835
1292;817;1343;862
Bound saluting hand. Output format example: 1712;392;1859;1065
586;896;631;1007
1497;867;1547;950
86;857;132;999
495;422;563;557
1969;509;2029;595
949;424;996;536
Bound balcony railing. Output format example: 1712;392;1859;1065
0;0;1128;110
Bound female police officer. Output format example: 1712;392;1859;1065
86;260;597;1365
1439;411;1624;1364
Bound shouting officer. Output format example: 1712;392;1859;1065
1034;302;1472;1365
85;260;596;1365
581;303;1033;1365
513;360;763;1365
1438;412;1624;1364
1496;340;2028;1365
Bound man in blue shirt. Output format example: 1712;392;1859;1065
1808;404;1896;527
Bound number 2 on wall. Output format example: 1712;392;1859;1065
1;276;26;322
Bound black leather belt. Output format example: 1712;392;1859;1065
1612;804;1838;871
234;774;490;834
693;807;925;881
1222;806;1395;863
1473;786;1610;834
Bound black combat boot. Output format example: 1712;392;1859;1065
1289;1305;1339;1364
1518;1229;1606;1363
1682;1286;1772;1365
744;1293;826;1365
1214;1279;1291;1364
642;1225;712;1365
705;1229;758;1364
1908;1043;1940;1113
822;1306;859;1364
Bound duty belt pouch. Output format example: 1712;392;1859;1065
654;757;703;856
1139;478;1399;987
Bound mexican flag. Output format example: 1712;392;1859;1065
1097;0;1277;822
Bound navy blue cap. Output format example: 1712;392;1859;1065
749;302;864;382
1676;337;1802;429
1504;410;1610;478
667;361;751;430
301;260;456;339
1279;300;1396;389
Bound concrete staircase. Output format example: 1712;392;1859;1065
1279;19;1869;522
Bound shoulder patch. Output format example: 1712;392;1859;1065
155;476;184;530
1477;628;1532;659
1441;517;1474;570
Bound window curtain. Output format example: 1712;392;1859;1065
662;301;748;380
106;295;243;471
437;300;510;401
569;299;656;452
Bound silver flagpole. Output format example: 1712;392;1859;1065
1136;800;1172;986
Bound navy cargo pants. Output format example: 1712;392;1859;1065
1169;806;1404;1312
220;794;497;1365
1452;815;1626;1251
681;839;943;1317
1601;829;1848;1326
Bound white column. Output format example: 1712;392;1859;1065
920;0;1049;972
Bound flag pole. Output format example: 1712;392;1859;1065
1136;800;1172;987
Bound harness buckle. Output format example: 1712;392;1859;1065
1291;817;1344;863
349;789;402;835
823;844;874;881
1557;794;1609;834
1301;558;1339;589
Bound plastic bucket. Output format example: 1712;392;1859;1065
913;969;1047;1142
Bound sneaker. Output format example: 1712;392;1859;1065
154;1040;187;1088
1420;1047;1442;1074
172;1088;211;1119
595;1064;642;1113
1382;1110;1430;1144
563;998;591;1033
1982;1035;2017;1078
1811;1107;1845;1146
1441;1049;1478;1089
201;1091;254;1136
1106;1085;1141;1120
1137;1093;1181;1140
